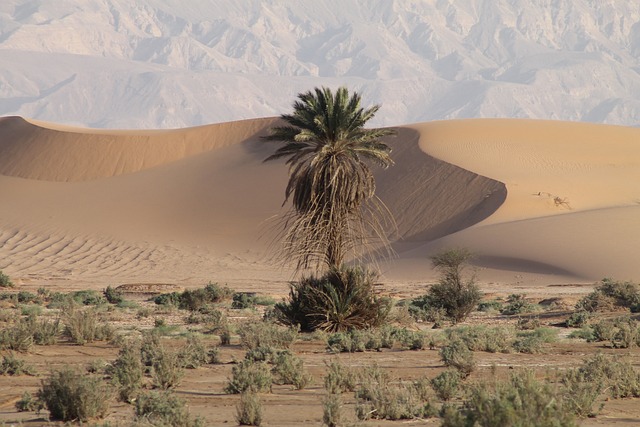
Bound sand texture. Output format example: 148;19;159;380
0;116;638;294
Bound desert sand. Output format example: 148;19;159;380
0;116;639;297
2;116;640;426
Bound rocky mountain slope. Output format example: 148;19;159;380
1;0;639;128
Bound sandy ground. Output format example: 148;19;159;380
1;116;638;296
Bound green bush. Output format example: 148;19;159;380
16;391;43;412
324;360;359;394
62;305;114;345
512;328;557;354
69;290;106;306
225;360;273;394
274;266;391;332
0;352;36;376
151;348;184;390
179;334;208;369
355;365;435;421
440;339;475;377
567;353;640;400
236;391;263;426
576;278;640;312
0;270;13;288
431;370;461;401
0;318;34;352
500;294;537;315
232;292;257;309
237;321;297;350
566;310;590;328
445;325;514;353
135;390;204;426
154;283;233;311
140;330;164;368
109;342;144;403
477;299;503;312
37;366;111;422
327;328;391;352
422;249;482;323
271;350;312;390
589;316;640;348
322;392;342;427
103;285;124;304
443;369;576;426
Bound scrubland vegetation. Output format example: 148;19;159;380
0;274;639;425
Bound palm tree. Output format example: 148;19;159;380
264;86;396;272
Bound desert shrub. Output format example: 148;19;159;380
512;328;557;354
135;390;204;427
237;321;297;350
232;292;258;309
322;392;342;427
0;319;34;352
440;339;475;377
28;315;60;345
155;283;233;312
206;346;221;364
271;350;312;389
422;249;482;323
219;325;232;345
561;366;604;417
477;299;503;312
568;326;595;341
186;306;226;326
589;316;640;348
140;330;164;368
37;366;111;422
20;303;42;316
0;352;36;375
179;334;208;369
445;325;514;353
324;360;358;394
431;370;461;401
516;316;541;330
87;358;109;374
568;353;640;400
0;270;13;287
109;342;144;402
62;305;113;345
274;266;391;332
576;278;640;312
355;365;435;421
15;390;43;412
444;369;576;427
326;327;397;353
405;295;448;325
394;328;425;350
153;292;183;307
500;294;537;315
245;346;279;363
151;348;184;389
16;291;38;303
70;290;106;306
566;310;590;328
103;285;123;304
236;391;263;426
225;360;272;394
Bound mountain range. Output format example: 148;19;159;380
1;0;639;128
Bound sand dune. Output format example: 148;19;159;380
0;116;638;293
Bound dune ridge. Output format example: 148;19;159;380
0;116;278;181
0;116;638;292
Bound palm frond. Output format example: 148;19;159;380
263;86;397;272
